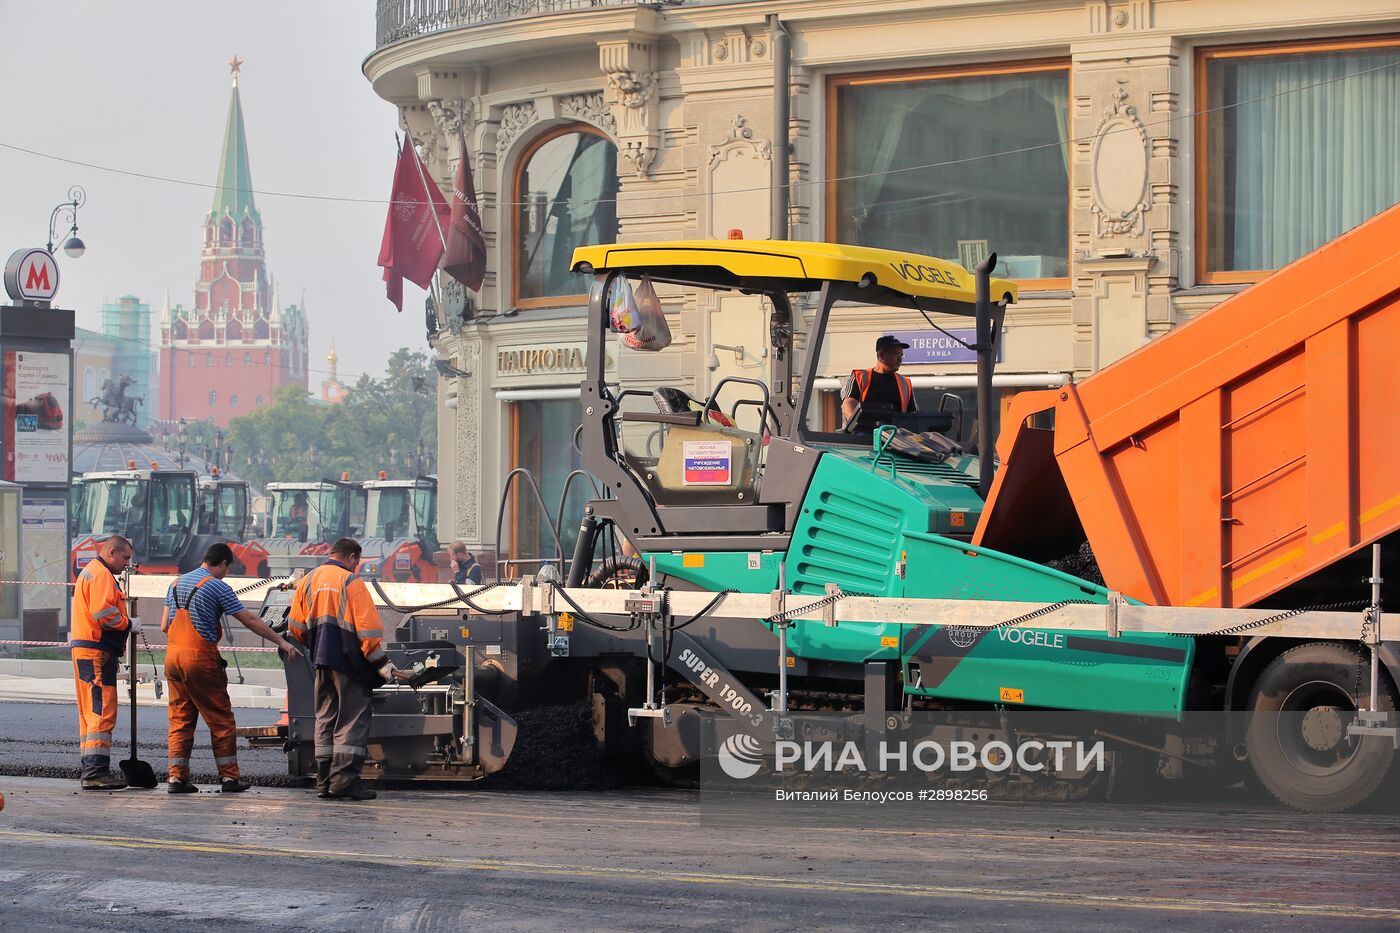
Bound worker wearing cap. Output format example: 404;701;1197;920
840;334;917;430
160;542;301;794
287;537;412;800
69;535;134;790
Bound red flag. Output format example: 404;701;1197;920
378;137;449;311
443;128;487;292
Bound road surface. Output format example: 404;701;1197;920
3;701;1398;930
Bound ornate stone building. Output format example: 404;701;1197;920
160;60;309;427
364;0;1400;566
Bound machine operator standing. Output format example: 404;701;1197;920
840;334;916;430
69;535;134;790
160;543;301;794
287;538;411;800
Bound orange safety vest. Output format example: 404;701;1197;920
850;368;913;411
163;576;221;663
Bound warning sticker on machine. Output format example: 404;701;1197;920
683;441;732;485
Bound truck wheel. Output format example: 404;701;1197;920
1245;641;1395;812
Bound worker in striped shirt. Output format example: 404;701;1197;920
160;542;300;794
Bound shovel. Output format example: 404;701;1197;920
119;621;158;790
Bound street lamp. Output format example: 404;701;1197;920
176;417;189;468
46;185;87;259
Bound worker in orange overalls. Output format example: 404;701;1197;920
840;334;916;432
70;535;134;790
161;542;301;794
288;537;411;800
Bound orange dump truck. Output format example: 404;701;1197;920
977;202;1400;610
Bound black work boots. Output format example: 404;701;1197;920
81;770;128;791
328;780;377;801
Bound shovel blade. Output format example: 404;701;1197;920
120;757;158;790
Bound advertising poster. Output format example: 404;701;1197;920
21;495;68;611
2;350;69;482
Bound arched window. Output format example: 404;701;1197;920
244;351;252;366
263;351;271;365
98;368;110;387
206;352;213;366
83;367;97;401
514;124;619;306
220;219;233;242
209;390;218;407
225;352;232;366
230;393;239;408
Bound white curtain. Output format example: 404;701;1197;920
1222;48;1400;270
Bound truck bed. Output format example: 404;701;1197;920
976;203;1400;608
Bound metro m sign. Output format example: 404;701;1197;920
4;248;61;306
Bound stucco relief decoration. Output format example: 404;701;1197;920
1090;81;1152;239
558;92;617;136
453;341;481;540
495;101;539;157
708;114;771;168
410;98;470;178
605;69;659;177
399;109;438;170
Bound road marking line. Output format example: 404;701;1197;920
1;828;1395;920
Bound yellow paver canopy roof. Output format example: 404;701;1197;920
572;239;1018;311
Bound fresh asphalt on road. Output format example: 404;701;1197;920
2;700;1399;931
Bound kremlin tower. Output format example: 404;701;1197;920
159;57;309;427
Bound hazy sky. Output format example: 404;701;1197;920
0;1;425;385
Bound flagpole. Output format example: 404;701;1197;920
403;133;449;318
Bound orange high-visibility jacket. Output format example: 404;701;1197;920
70;559;130;654
288;561;392;687
850;368;913;411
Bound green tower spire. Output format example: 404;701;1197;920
210;56;259;225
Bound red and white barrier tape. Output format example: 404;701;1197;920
0;579;76;587
0;639;279;653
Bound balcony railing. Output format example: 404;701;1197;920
375;0;682;49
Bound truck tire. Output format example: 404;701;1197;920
1244;641;1396;812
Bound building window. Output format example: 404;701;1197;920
829;61;1071;285
244;351;251;366
230;393;239;408
209;390;217;407
255;395;263;406
514;124;620;306
206;352;213;366
83;367;97;401
509;399;587;569
98;368;109;387
225;352;232;366
263;351;271;365
1198;36;1400;284
187;353;194;367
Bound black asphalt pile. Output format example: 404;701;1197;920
480;702;616;791
1046;541;1105;587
